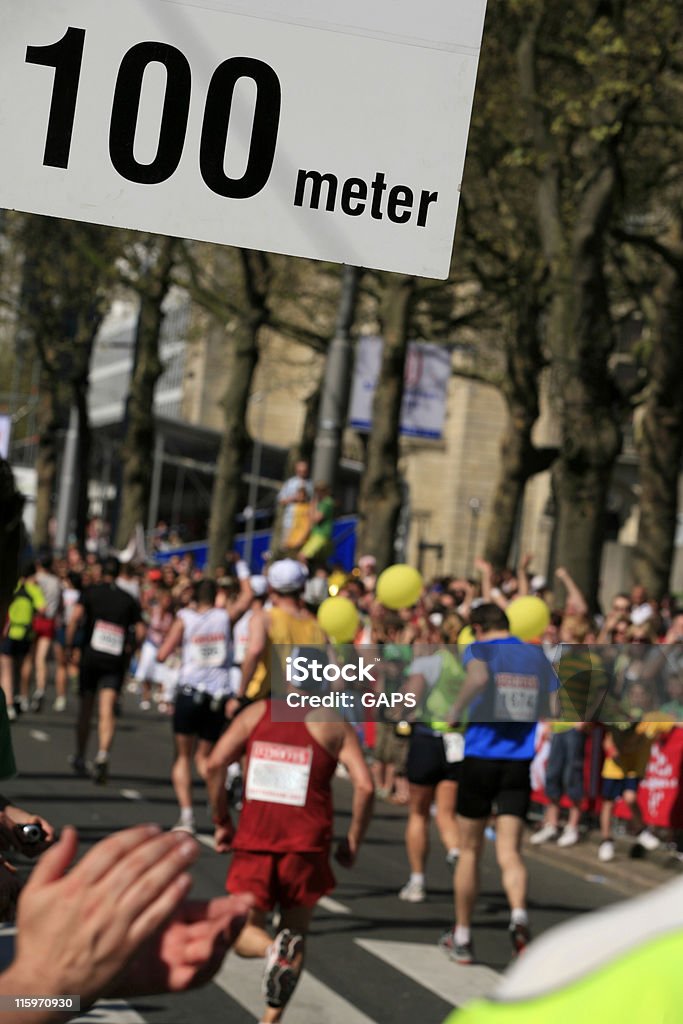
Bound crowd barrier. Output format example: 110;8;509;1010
531;723;683;829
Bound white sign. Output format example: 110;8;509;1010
0;0;486;279
349;336;452;439
0;416;11;460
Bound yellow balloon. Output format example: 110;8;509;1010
317;596;359;643
507;596;550;641
376;564;424;610
457;625;475;650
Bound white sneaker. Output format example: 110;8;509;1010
53;696;67;712
19;698;30;713
598;839;615;862
529;824;559;846
399;879;426;903
636;829;660;852
172;818;196;835
7;705;16;722
557;826;580;848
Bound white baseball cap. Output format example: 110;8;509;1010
267;559;309;594
250;575;268;597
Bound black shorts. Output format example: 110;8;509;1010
0;636;31;659
456;756;532;820
406;730;462;787
79;665;125;695
173;690;227;743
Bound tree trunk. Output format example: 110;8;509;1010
0;459;24;625
33;379;62;549
632;260;683;600
116;239;177;548
207;327;260;569
356;275;415;571
549;263;622;608
484;405;558;568
483;288;557;568
517;13;624;610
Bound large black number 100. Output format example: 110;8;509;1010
25;26;281;199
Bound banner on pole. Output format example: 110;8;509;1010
349;335;451;440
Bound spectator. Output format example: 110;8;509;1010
277;460;313;540
299;482;335;566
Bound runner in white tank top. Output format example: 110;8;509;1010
157;567;253;833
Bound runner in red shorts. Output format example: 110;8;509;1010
206;693;374;1022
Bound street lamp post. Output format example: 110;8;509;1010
311;265;360;487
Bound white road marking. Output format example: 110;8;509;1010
29;729;49;742
318;895;351;915
119;789;143;801
214;952;378;1024
72;1001;146;1023
195;832;217;850
356;939;501;1006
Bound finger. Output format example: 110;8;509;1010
71;825;162;886
37;818;56;843
22;826;78;888
182;894;255;924
125;871;194;949
112;835;199;930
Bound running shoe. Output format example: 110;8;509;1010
446;848;460;868
598;839;615;862
529;824;559;845
557;826;580;848
19;698;30;714
53;696;67;713
30;690;45;713
509;922;531;957
69;755;88;777
171;818;196;835
93;758;109;786
139;700;152;711
438;928;474;964
398;879;426;903
6;705;16;723
263;929;304;1009
634;829;660;852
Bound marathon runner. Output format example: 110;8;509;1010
157;566;252;834
397;618;466;903
439;603;559;964
227;559;326;712
205;681;374;1022
67;556;145;783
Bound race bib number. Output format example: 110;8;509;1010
189;634;227;668
91;619;125;657
245;741;313;807
494;673;539;722
442;731;465;763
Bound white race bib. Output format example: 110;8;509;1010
189;635;227;668
442;731;465;763
494;673;539;722
245;741;313;807
91;620;125;657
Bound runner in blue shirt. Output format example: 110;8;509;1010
439;603;559;965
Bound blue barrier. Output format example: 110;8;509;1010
153;515;358;573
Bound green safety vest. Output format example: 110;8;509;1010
418;649;465;733
442;928;683;1024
